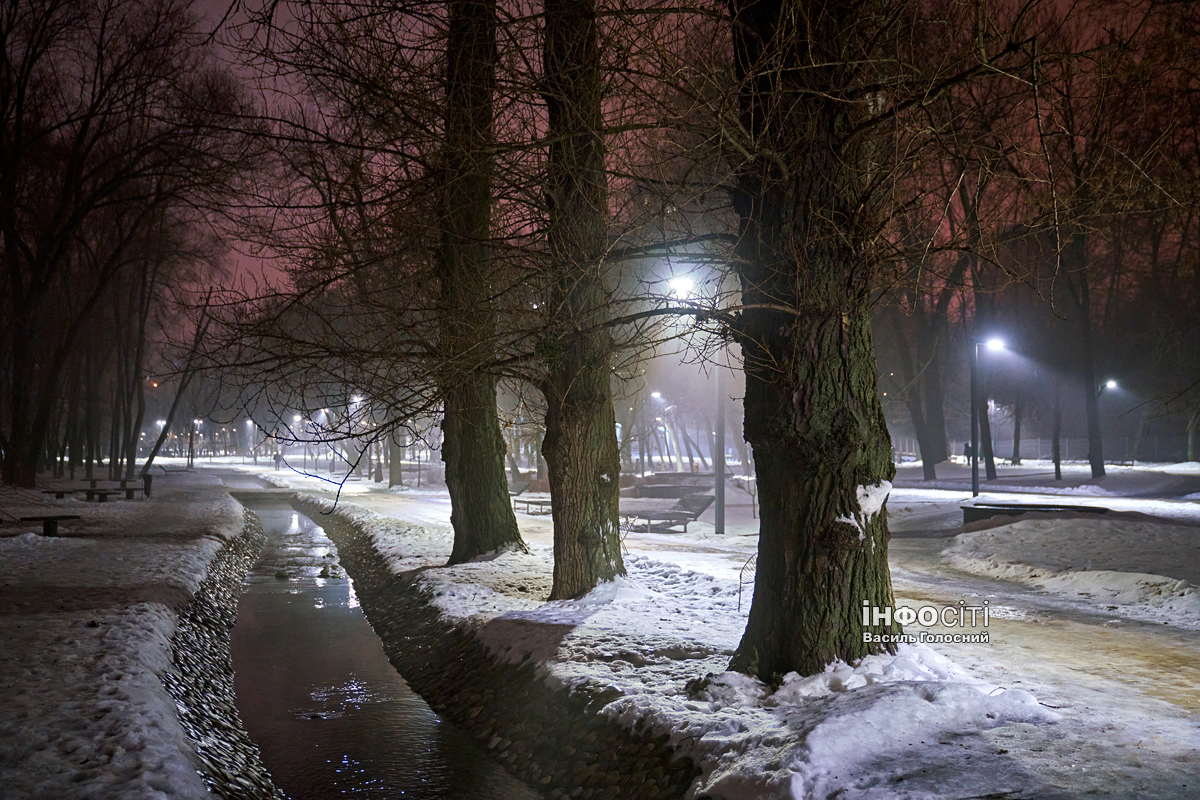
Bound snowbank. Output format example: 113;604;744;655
944;516;1200;629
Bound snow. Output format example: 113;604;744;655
0;473;244;799
6;457;1200;798
0;604;203;799
835;480;892;543
296;491;1064;799
944;516;1200;628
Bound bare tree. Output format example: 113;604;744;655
0;0;252;485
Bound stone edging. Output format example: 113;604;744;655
293;496;701;800
160;509;286;799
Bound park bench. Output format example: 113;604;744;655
20;514;81;536
513;497;553;515
961;503;1110;524
630;493;715;533
84;489;127;502
634;473;716;499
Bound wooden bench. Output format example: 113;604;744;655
84;489;125;502
20;514;82;536
42;489;71;499
513;497;553;515
634;473;715;499
962;503;1110;524
630;493;715;533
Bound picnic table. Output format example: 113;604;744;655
20;514;81;536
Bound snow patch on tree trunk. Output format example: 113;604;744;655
836;480;892;543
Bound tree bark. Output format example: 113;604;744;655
978;392;998;480
726;0;899;680
1187;403;1198;462
1063;231;1106;478
439;0;525;564
540;0;624;599
1011;390;1023;465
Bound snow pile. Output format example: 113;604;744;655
944;517;1200;629
610;646;1054;800
305;494;1061;800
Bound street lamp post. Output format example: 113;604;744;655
971;338;1004;497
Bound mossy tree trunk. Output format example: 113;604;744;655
726;0;900;681
439;0;525;565
540;0;624;600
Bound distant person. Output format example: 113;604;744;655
964;442;973;459
274;452;283;470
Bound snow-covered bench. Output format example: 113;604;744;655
629;493;714;533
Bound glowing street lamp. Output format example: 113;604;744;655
971;338;1005;497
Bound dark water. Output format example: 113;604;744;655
229;497;541;800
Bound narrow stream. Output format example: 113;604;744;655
229;493;541;800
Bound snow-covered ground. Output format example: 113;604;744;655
4;457;1198;798
0;473;244;799
256;457;1199;799
298;491;1059;799
944;514;1200;629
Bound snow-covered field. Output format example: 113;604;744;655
0;475;243;799
3;458;1198;798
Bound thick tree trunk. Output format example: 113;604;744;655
1187;404;1198;462
726;0;899;680
442;380;525;564
918;321;952;468
1064;232;1105;478
541;0;624;599
978;393;998;480
389;434;404;487
437;0;526;564
1081;343;1106;478
1011;391;1023;465
912;317;950;479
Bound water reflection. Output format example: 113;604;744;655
231;500;541;800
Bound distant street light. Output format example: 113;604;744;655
971;338;1005;497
